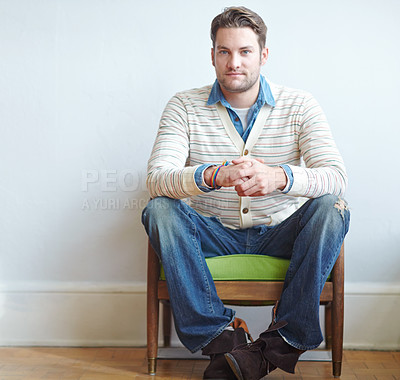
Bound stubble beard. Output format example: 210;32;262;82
218;69;260;94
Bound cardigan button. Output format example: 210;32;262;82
243;149;249;156
242;208;249;214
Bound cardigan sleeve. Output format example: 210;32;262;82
146;94;205;199
286;93;348;198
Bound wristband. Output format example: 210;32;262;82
210;160;229;188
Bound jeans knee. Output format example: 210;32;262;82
313;194;346;211
312;194;350;229
141;196;179;227
313;194;338;208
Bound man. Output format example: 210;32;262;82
142;6;350;380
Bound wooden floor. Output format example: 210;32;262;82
0;347;399;380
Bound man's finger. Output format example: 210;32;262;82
232;156;254;165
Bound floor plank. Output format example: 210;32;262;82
0;347;399;379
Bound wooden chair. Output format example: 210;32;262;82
147;241;345;378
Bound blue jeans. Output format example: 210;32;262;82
141;194;350;352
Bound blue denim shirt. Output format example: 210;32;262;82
194;75;293;193
207;75;275;141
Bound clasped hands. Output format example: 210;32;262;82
204;157;287;197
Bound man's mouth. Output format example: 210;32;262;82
226;72;244;76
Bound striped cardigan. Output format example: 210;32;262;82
146;81;347;229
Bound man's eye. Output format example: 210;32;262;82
242;50;251;55
219;50;229;55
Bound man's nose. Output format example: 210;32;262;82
227;53;240;70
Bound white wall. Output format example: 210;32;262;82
0;0;399;349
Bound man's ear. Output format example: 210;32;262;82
211;48;215;67
261;47;269;66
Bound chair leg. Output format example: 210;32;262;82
147;241;160;374
325;302;332;349
162;301;172;347
331;244;344;378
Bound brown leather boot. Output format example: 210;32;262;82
202;318;252;380
224;321;304;380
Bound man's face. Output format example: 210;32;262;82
211;27;268;95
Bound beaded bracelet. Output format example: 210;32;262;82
210;160;229;188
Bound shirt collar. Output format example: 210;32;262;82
207;75;275;108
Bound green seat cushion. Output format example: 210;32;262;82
160;254;332;281
160;254;290;281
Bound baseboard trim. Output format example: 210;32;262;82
157;347;332;361
344;282;400;296
0;281;398;295
0;281;146;294
0;340;146;347
0;281;399;350
343;343;400;351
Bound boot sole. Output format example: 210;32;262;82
224;353;244;380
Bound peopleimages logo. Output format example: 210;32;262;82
81;169;145;192
81;169;148;211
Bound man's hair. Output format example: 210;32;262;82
210;6;267;51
